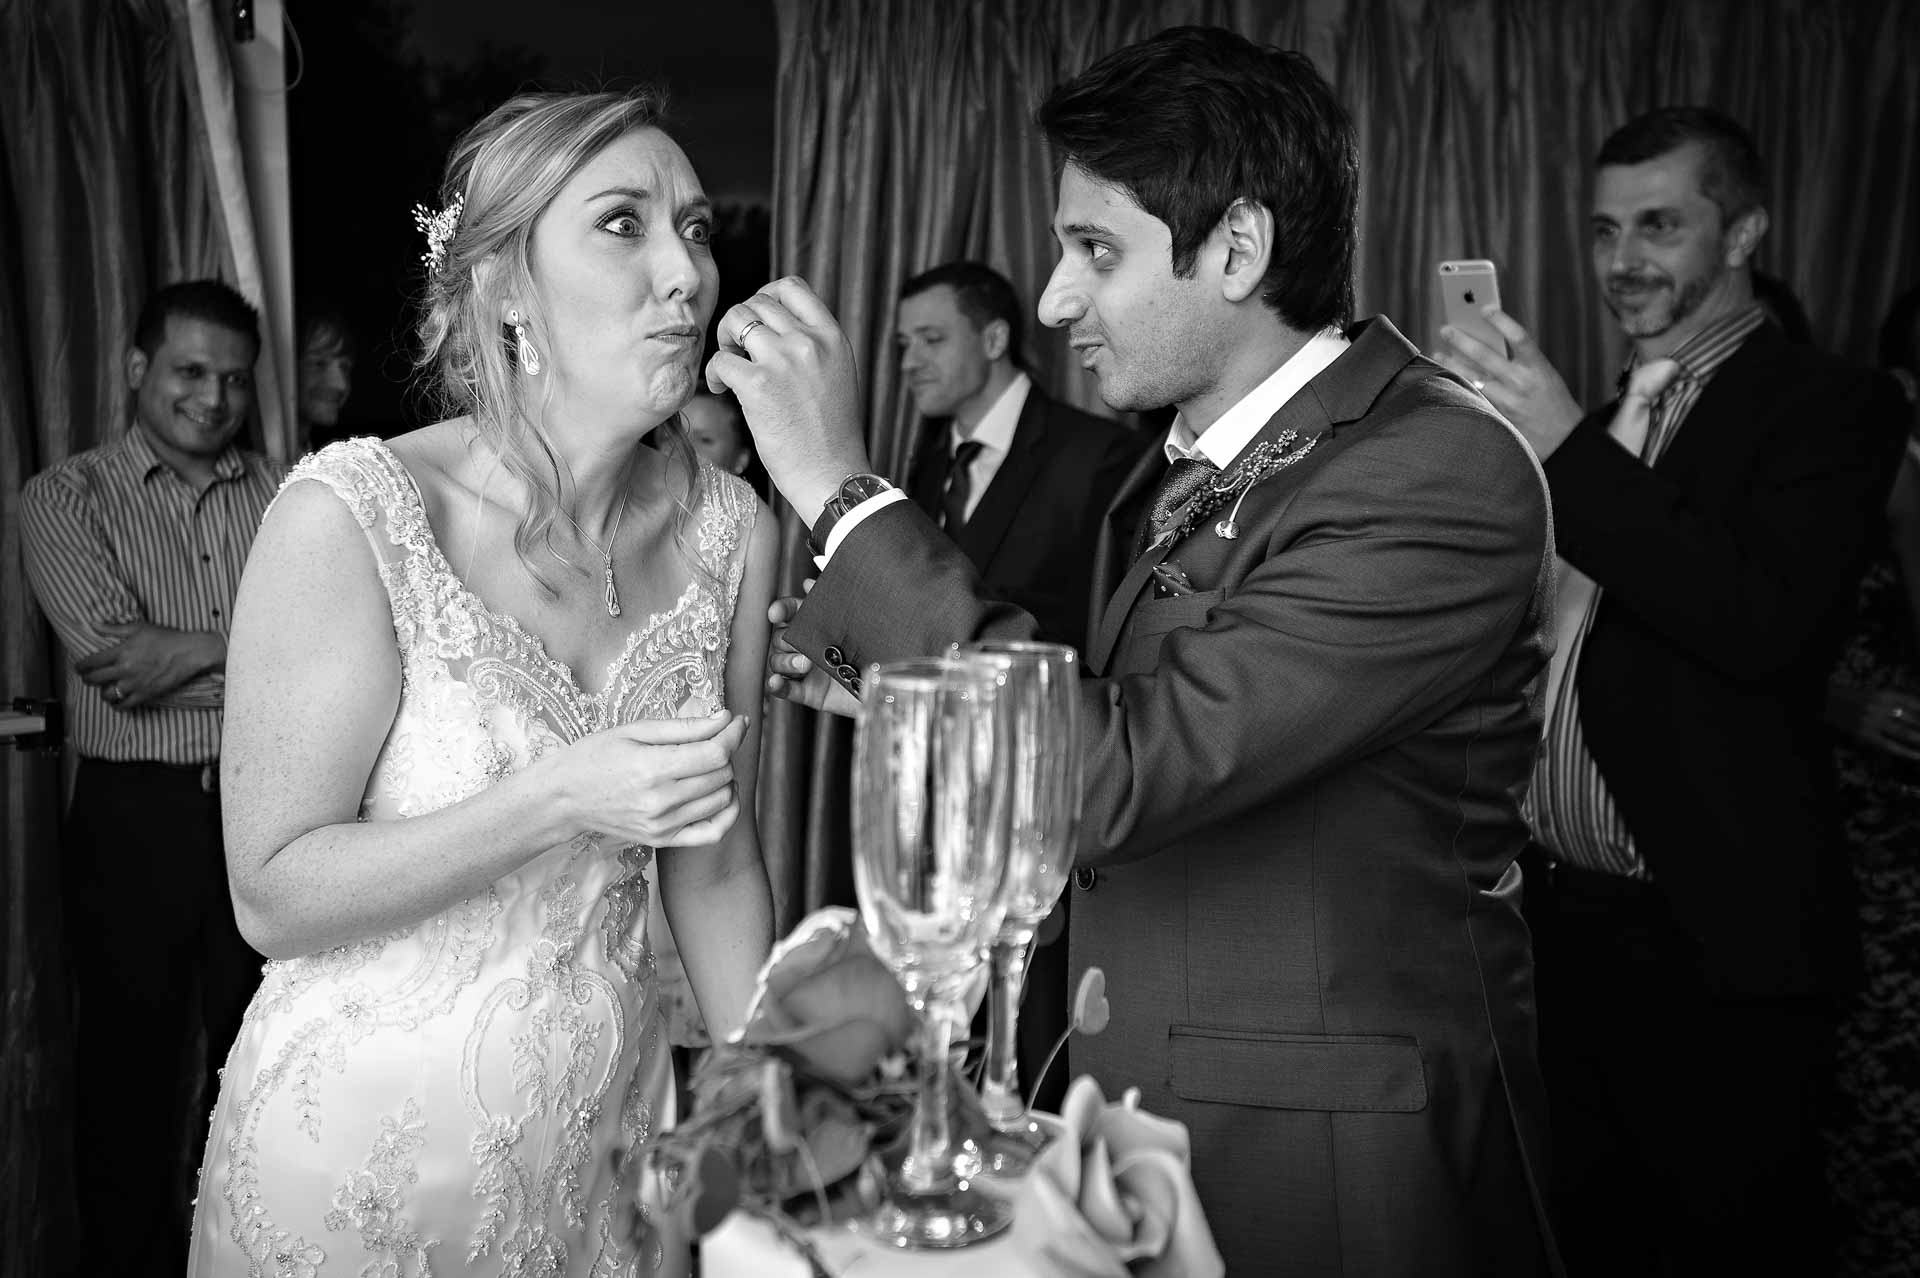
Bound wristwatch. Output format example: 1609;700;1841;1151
808;473;895;558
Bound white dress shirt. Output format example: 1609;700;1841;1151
943;371;1031;525
1164;327;1350;467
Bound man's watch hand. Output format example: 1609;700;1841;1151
704;277;873;517
808;473;896;558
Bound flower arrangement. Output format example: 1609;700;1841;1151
1024;1078;1225;1278
642;908;916;1255
640;907;1118;1272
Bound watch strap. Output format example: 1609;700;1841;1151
808;473;894;558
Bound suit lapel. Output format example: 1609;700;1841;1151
954;391;1048;566
1090;437;1167;626
1086;318;1423;676
1649;325;1776;480
1086;389;1334;676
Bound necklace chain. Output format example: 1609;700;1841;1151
556;452;637;619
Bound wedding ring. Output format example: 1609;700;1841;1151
107;684;122;702
735;319;765;346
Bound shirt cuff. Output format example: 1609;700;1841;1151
815;488;909;568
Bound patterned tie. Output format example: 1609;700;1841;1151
1134;455;1219;556
941;438;985;532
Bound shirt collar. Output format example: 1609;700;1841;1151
1618;303;1766;396
950;370;1031;456
120;421;248;486
1166;327;1350;467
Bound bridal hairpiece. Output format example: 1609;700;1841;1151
411;192;464;276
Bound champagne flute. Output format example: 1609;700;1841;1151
852;657;1014;1248
957;640;1083;1174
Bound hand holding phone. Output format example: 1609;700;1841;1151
1438;259;1507;358
1433;264;1590;463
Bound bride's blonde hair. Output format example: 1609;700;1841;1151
414;88;706;591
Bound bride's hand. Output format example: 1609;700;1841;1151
557;711;749;846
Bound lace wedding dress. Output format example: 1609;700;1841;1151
188;439;755;1278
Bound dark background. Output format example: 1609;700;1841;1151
290;0;778;434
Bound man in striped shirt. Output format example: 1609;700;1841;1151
21;278;283;1276
1440;110;1907;1275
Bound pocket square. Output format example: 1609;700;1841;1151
1151;560;1198;597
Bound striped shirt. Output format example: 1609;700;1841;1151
20;427;284;764
1526;304;1767;878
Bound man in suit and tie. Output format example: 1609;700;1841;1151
715;27;1562;1275
897;260;1140;652
1439;108;1907;1275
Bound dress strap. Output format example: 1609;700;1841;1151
270;438;435;614
692;458;757;622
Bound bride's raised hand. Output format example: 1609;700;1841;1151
558;711;749;846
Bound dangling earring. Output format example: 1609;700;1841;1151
507;308;542;376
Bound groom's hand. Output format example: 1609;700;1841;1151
765;590;859;717
706;277;873;525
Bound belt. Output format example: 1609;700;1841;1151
1545;859;1663;916
81;757;220;794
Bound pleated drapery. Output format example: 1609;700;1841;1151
0;3;290;1272
755;0;1920;931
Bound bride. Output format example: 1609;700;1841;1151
188;88;776;1276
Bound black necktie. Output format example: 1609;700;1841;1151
941;438;986;532
1134;455;1218;555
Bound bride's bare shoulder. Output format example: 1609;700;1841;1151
382;418;472;478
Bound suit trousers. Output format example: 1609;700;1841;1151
61;759;261;1278
1524;854;1837;1278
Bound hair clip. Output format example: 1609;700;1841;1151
411;192;464;277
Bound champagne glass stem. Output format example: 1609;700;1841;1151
900;988;961;1195
981;926;1037;1128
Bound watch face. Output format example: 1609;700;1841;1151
810;475;893;556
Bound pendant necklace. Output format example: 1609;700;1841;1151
559;453;637;618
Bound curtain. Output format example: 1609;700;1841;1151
0;2;289;1271
758;0;1920;929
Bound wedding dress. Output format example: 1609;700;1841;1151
188;438;755;1278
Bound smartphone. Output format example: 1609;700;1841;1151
1438;259;1507;357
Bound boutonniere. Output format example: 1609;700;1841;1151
1159;428;1323;546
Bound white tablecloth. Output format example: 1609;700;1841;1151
702;1172;1069;1278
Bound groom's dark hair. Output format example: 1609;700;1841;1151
1036;25;1358;332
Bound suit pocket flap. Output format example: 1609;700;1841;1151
1130;589;1224;638
1168;1025;1428;1113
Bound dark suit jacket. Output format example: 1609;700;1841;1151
1544;323;1908;998
791;319;1562;1276
905;383;1140;651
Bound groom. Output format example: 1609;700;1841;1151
712;27;1561;1276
